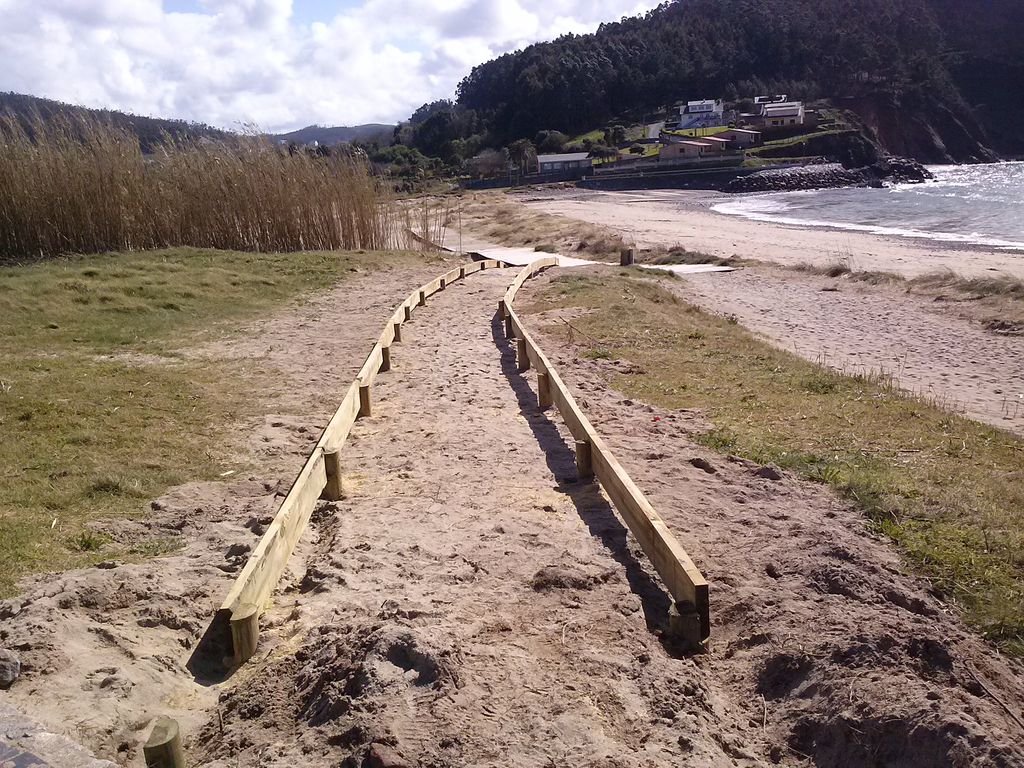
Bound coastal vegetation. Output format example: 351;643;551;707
523;272;1024;656
0;113;395;261
0;247;429;595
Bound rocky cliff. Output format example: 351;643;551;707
841;94;999;165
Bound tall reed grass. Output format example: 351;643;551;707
0;113;413;260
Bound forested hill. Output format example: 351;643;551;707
451;0;1024;162
270;124;394;147
0;92;230;151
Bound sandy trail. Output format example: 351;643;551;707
676;264;1024;435
521;189;1024;280
3;259;1023;767
193;268;765;767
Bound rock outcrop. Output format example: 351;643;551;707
726;158;933;193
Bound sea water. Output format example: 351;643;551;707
712;161;1024;251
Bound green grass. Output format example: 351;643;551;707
746;128;853;154
662;126;730;138
524;273;1024;656
0;247;428;595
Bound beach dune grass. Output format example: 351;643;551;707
523;272;1024;655
0;112;399;261
0;247;420;595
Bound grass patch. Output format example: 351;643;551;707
0;246;428;595
524;272;1024;655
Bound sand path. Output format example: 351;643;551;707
676;265;1024;435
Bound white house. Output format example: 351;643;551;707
759;101;805;127
678;99;725;129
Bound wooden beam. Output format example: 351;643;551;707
501;257;711;644
215;259;504;668
143;716;186;768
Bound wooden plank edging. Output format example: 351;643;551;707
217;258;510;665
502;259;711;646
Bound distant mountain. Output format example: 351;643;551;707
270;124;395;147
0;92;231;151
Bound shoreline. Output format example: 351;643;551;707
519;187;1024;280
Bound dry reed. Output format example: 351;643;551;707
0;112;404;260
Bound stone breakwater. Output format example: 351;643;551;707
727;158;933;193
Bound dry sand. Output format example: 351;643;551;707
3;260;1023;767
513;188;1024;436
521;188;1024;280
675;264;1024;435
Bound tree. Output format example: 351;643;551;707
469;148;507;177
535;130;569;153
506;138;537;173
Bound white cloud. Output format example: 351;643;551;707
0;0;660;131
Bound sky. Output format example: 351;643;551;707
0;0;661;132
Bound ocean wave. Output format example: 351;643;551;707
711;198;1024;251
711;162;1024;252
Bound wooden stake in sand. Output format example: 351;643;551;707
322;449;343;502
143;716;186;768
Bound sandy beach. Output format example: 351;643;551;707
495;187;1024;435
520;188;1024;280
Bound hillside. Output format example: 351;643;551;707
0;92;230;151
443;0;1023;163
270;123;394;147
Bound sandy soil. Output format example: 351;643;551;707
3;259;1023;767
520;188;1024;280
0;260;449;766
674;264;1024;435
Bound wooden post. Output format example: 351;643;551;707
620;248;636;266
322;449;343;501
575;439;593;480
404;305;412;322
459;267;466;279
439;277;447;290
516;337;530;372
143;716;186;768
537;372;553;409
380;345;391;373
393;322;402;343
358;384;372;418
504;315;514;339
229;604;259;665
418;290;427;307
667;601;704;651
